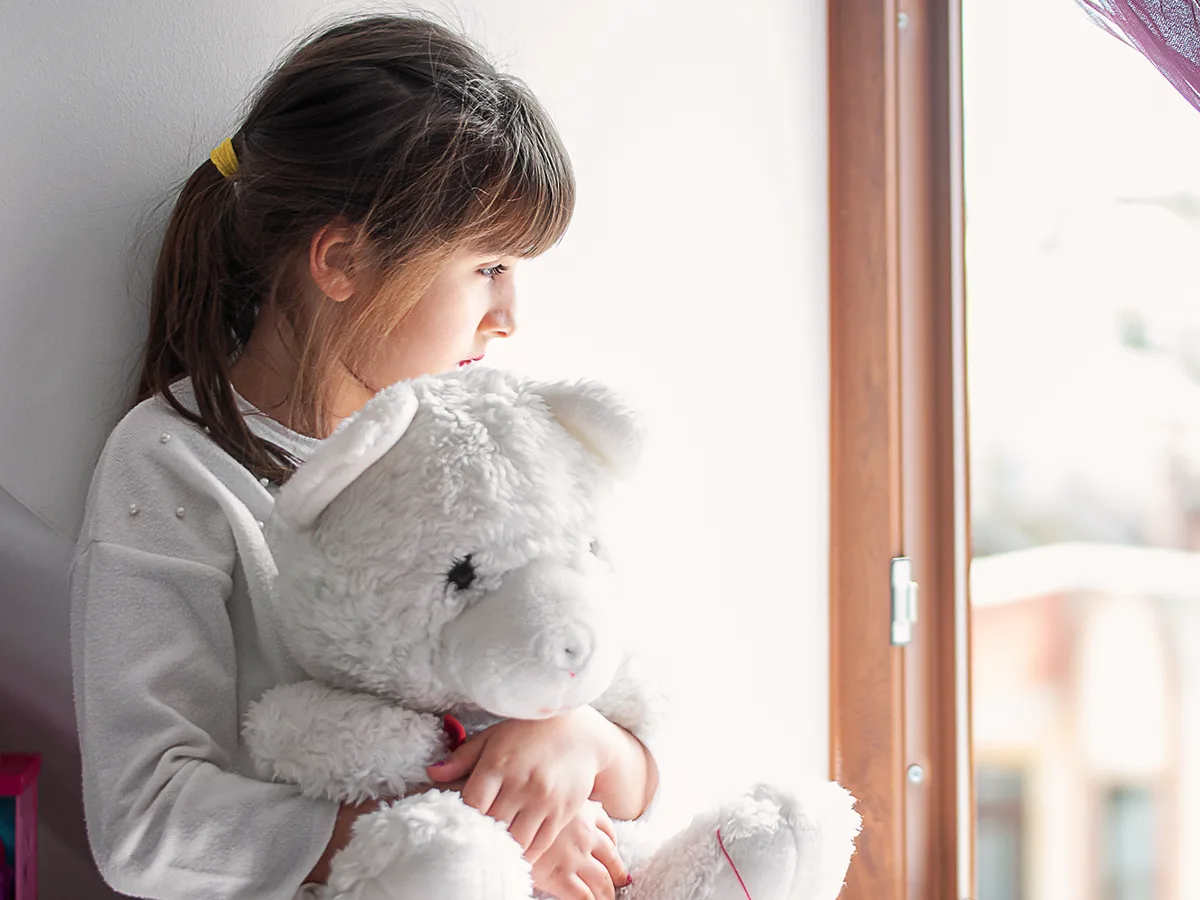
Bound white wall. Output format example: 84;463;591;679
0;1;828;895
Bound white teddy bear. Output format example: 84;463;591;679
244;365;860;900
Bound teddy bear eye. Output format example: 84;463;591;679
447;555;477;591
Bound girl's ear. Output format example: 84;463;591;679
532;380;643;476
274;382;419;531
308;221;362;302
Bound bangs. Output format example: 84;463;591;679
454;87;576;259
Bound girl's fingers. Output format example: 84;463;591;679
508;809;544;853
485;789;523;829
579;856;617;900
569;872;602;900
460;770;503;815
426;735;486;782
592;835;629;889
551;873;595;900
593;808;618;846
526;809;571;862
525;818;556;863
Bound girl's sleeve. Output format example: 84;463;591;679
70;417;338;900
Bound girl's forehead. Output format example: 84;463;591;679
454;242;519;260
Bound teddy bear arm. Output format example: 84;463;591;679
243;680;449;803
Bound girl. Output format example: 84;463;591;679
70;15;657;900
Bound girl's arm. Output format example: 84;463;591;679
587;712;659;821
587;650;667;819
71;416;339;900
72;539;338;900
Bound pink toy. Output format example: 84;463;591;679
0;755;39;900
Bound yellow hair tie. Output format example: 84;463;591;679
209;137;239;179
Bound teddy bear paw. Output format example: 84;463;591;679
708;782;859;900
326;790;533;900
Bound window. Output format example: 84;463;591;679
830;3;1198;900
1102;786;1158;900
976;768;1026;900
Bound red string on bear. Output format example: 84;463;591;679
716;829;753;900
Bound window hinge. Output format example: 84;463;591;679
890;556;919;646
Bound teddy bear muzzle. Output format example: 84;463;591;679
438;558;624;720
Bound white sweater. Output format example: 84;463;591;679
70;380;338;900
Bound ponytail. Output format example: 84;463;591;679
138;149;298;483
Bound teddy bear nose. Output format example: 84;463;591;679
545;626;593;673
559;644;581;670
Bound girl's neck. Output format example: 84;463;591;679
229;308;375;439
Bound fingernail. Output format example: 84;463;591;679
626;874;634;886
430;761;448;768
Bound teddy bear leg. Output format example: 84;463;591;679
622;781;860;900
325;791;533;900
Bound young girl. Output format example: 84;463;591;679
70;15;657;900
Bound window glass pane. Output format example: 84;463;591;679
977;768;1026;900
1103;787;1157;900
964;1;1200;899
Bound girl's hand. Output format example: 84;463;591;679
532;801;629;900
426;707;613;860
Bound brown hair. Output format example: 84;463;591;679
137;14;575;482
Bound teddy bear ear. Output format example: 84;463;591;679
533;380;643;475
274;382;420;531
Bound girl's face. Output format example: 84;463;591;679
360;246;520;388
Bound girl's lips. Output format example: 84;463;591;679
457;356;484;367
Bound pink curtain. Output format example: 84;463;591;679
1077;1;1200;111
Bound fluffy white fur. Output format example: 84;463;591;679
244;366;860;900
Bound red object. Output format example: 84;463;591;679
0;754;40;900
717;828;753;900
442;714;467;751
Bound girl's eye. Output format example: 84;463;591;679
480;263;508;278
447;555;477;591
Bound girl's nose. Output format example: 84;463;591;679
482;306;516;339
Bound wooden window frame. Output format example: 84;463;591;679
828;2;972;899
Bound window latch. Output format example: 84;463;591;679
890;556;919;646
